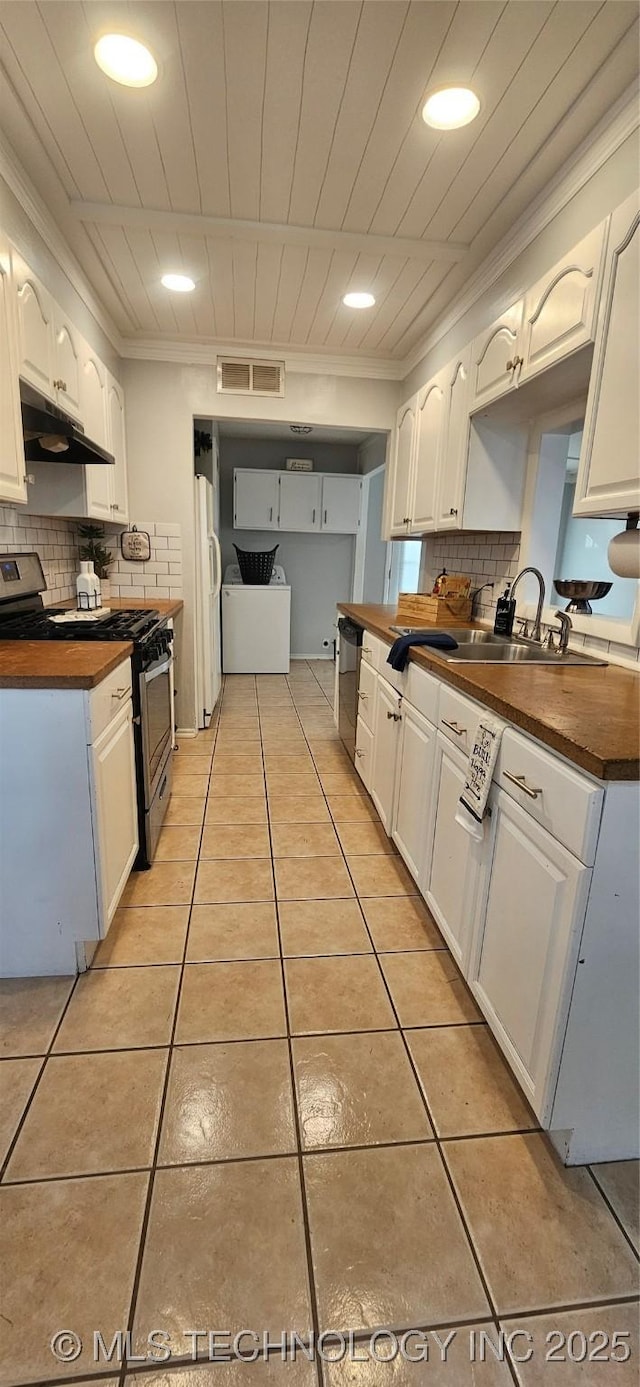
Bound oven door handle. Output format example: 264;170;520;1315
144;657;173;684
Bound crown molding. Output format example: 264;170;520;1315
119;335;406;381
402;79;640;378
70;200;468;266
0;130;123;355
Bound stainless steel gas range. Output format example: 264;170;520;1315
0;551;173;867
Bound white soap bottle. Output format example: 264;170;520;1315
77;560;100;611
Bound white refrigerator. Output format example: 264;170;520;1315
195;472;222;727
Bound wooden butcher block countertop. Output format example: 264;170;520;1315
339;602;640;782
0;640;133;690
61;595;185;620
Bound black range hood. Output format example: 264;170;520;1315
20;379;115;466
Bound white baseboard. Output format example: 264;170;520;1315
291;652;334;661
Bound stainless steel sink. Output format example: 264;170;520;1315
388;625;607;666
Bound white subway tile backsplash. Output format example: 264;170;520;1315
155;522;180;536
0;513;183;609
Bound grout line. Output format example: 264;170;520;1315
0;974;81;1182
256;671;326;1387
118;698;222;1386
586;1165;640;1264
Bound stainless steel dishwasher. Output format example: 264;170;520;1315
337;616;364;762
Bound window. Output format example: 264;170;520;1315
385;540;422;604
521;409;639;646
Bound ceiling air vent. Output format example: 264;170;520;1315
217;357;285;397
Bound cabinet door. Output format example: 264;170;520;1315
355;715;373;791
52;313;82;419
370;676;402;833
410;371;446;534
107;374;129;521
233;470;280;529
436;349;471;530
573;192;640;517
392;703;436;883
279;472;321;531
81;349;111;520
425;733;483;970
0;249;27;505
390;399;416;535
91;700;138;932
322;475;362;533
469;789;590;1122
13;256;54;397
469;301;523;411
520;224;606;384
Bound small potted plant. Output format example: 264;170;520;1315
77;524;113;603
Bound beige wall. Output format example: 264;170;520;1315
123;360;399;729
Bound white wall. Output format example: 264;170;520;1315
123;360;399;729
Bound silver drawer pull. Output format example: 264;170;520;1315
362;646;373;656
441;718;466;735
387;710;401;722
503;770;543;799
358;690;368;700
355;748;364;758
111;686;129;700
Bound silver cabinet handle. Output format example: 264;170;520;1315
449;507;458;516
503;770;543;800
362;646;373;656
324;509;328;524
441;718;466;735
111;686;129;700
269;507;273;521
312;508;316;523
357;690;368;701
387;710;401;721
355;748;364;758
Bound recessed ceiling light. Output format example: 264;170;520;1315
343;291;375;309
161;273;196;293
422;86;480;130
94;34;158;88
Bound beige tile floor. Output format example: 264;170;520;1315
0;659;638;1387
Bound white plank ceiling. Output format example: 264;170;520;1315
1;0;638;362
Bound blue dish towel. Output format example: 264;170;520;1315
387;631;459;672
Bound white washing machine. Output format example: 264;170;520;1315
221;563;291;674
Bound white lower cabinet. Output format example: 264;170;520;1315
392;702;436;883
0;660;138;977
370;676;402;833
354;714;373;791
353;630;638;1162
423;733;485;971
91;699;139;930
469;788;591;1123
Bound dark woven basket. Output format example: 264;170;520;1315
233;543;279;585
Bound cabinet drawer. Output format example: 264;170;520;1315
496;729;603;865
361;629;386;673
438;684;484;756
355;716;373;791
86;658;133;743
405;663;439;724
357;657;377;731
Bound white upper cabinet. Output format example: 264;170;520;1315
573;191;640;517
279;471;321;531
436;349;472;530
469;301;523;412
520;223;606;384
52;312;82;419
13;255;54;397
389;397;416;535
410;370;446;534
81;345;111;520
321;474;362;533
0;240;27;506
107;373;129;522
233;469;280;529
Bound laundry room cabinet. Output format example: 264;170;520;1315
233;469;362;534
